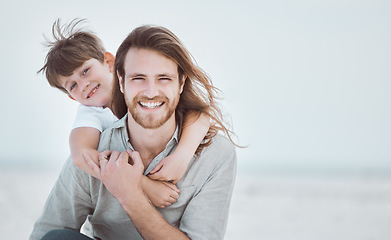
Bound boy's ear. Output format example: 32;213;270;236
68;94;76;101
104;52;115;72
117;72;124;93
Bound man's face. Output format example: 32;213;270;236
59;53;115;108
120;48;184;129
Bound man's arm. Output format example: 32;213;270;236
29;157;93;240
97;150;190;240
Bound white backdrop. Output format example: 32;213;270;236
1;0;390;174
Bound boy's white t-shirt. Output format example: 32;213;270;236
72;104;119;132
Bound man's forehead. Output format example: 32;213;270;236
123;48;179;78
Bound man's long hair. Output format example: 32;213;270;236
112;25;236;153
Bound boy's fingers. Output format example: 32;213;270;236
83;153;100;171
163;182;180;193
148;172;162;180
149;171;174;183
149;163;163;174
169;191;179;200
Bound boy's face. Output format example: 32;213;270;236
119;48;185;129
59;52;115;108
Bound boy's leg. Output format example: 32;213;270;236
40;229;93;240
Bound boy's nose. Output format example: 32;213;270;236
80;80;90;91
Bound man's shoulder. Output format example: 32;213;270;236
207;133;235;151
100;115;126;135
185;133;237;188
198;133;237;165
98;116;128;152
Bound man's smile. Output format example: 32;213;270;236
139;101;164;109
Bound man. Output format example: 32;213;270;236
30;25;237;240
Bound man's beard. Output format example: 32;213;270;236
125;93;179;129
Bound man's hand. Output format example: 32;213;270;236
84;150;145;203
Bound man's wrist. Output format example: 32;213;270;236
119;190;150;215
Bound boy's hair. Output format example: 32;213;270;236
112;25;237;153
38;19;106;93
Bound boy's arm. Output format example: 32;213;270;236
149;112;210;183
70;127;101;179
141;177;180;208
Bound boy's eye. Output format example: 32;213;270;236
83;68;89;75
70;82;77;91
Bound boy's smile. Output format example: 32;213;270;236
86;84;100;99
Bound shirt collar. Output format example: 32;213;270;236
114;114;179;175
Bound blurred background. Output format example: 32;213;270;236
1;0;390;239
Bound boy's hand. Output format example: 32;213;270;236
142;177;180;208
83;150;112;179
148;152;188;184
81;150;101;179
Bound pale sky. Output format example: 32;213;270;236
1;0;390;173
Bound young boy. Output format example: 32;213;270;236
38;19;209;208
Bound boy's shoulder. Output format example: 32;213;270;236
77;104;109;114
73;105;117;132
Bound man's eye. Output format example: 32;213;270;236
133;77;144;81
83;68;89;75
70;83;77;90
159;77;170;81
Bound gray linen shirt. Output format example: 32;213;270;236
30;115;237;240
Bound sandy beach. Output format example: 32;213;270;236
1;166;391;240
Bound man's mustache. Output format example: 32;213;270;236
133;95;169;102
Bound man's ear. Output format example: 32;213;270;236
179;75;186;94
118;72;124;93
68;94;76;101
104;52;115;73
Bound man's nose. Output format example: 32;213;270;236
144;80;158;98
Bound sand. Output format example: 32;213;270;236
1;166;391;240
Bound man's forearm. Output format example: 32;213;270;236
119;191;190;240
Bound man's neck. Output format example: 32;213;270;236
126;113;177;169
